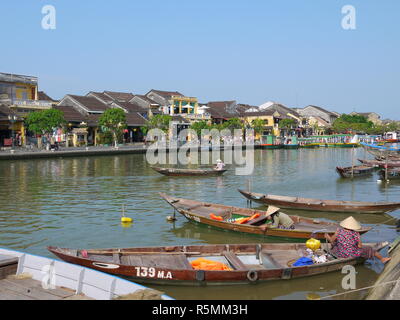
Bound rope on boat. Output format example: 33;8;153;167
318;278;400;300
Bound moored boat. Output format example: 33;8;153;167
151;166;227;177
358;159;400;168
238;189;400;214
336;165;374;178
159;193;371;239
0;247;173;300
378;168;400;180
48;242;388;286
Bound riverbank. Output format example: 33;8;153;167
0;143;264;161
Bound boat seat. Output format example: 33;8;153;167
222;251;247;271
113;253;121;264
268;195;297;202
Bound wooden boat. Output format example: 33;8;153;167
336;165;374;178
159;193;371;239
238;189;400;214
48;242;388;286
379;168;400;180
151;166;227;177
358;159;400;168
0;247;173;300
259;144;282;150
283;144;299;149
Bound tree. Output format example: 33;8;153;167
190;120;211;137
332;114;374;134
278;118;297;129
251;119;266;139
142;114;172;134
98;108;127;147
221;118;244;131
25;109;66;148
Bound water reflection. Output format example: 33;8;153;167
0;148;399;300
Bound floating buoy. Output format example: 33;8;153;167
166;216;176;222
121;205;133;223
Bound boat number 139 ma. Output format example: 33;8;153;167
134;267;173;279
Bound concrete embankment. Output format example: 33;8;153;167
0;144;256;161
366;237;400;300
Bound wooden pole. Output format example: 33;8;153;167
351;145;355;178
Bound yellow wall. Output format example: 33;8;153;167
15;82;37;100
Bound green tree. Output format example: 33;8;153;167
142;114;172;134
221;118;244;131
98;108;127;147
278;118;297;129
332;114;373;134
25;109;66;148
190;120;211;137
251;119;266;138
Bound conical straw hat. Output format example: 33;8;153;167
340;216;362;231
265;206;280;217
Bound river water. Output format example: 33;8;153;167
0;148;399;300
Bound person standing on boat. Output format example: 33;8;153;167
266;207;295;230
215;159;225;171
324;217;391;264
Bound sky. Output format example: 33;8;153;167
1;0;399;119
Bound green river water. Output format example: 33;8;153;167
0;148;398;300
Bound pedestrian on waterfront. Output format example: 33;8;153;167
266;208;295;230
325;216;391;264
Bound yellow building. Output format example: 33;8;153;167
240;110;281;138
0;72;53;146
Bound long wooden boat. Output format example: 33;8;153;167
48;242;388;286
336;165;374;178
159;193;371;239
0;247;173;300
358;159;400;168
379;168;400;180
151;166;227;177
238;189;400;214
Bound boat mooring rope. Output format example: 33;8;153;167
318;278;400;300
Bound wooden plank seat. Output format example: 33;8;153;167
121;254;193;270
222;251;247;271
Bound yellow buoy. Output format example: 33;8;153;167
306;238;321;251
120;204;133;223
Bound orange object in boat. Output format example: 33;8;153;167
235;213;261;224
190;258;232;271
210;213;223;221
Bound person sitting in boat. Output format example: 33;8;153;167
214;159;225;171
266;207;295;230
324;216;391;264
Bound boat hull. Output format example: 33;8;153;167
336;166;374;178
48;242;386;286
238;189;400;214
151;167;227;177
159;194;370;240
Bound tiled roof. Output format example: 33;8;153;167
103;91;135;102
148;89;184;99
112;101;147;113
87;92;114;104
126;113;147;126
304;105;337;117
38;91;56;102
54;105;86;122
68;95;109;112
207;101;239;119
133;95;160;105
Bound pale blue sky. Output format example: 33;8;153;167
1;1;399;119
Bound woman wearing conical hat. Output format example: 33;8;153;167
325;216;391;264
